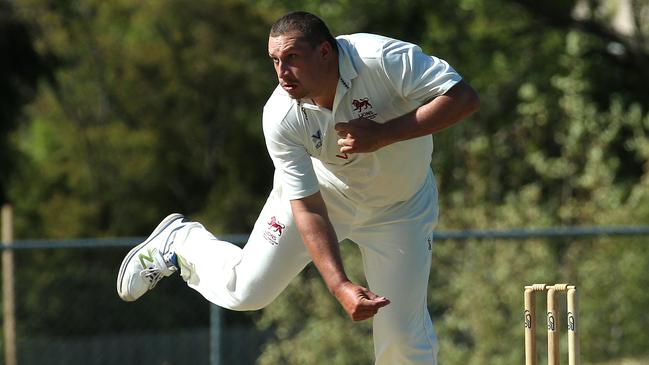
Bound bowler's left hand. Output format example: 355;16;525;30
335;118;390;154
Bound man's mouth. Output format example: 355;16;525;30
281;81;298;91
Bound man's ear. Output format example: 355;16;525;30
319;41;332;60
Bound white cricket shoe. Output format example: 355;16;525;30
117;213;188;301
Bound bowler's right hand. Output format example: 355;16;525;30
333;281;390;321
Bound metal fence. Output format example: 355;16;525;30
0;203;262;365
0;237;262;365
3;204;649;365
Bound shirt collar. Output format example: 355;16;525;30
337;38;358;87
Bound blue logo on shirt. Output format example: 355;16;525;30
311;130;322;149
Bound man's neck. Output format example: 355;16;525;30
311;58;340;110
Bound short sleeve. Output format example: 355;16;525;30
263;107;320;200
382;40;462;104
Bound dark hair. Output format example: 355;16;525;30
270;11;338;53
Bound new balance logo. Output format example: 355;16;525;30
139;249;155;268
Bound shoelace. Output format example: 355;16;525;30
139;267;164;289
138;250;178;290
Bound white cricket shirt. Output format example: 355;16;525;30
263;33;462;207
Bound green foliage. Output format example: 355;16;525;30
6;0;278;343
0;1;47;203
12;0;276;236
3;0;649;364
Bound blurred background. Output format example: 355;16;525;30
2;0;649;364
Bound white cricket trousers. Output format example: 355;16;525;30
174;170;439;365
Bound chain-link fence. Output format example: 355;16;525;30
13;248;263;365
3;218;649;364
0;229;267;365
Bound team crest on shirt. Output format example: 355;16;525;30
264;216;285;245
352;97;377;120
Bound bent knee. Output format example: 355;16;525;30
225;290;276;311
227;301;269;311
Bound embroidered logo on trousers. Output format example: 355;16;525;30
264;216;286;245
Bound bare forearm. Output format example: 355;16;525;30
291;192;390;321
383;80;480;144
335;80;480;153
291;194;349;294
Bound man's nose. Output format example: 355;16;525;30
276;61;289;78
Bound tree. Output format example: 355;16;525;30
8;0;277;337
11;0;276;238
6;0;649;363
0;1;48;203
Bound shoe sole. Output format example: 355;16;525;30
116;213;185;301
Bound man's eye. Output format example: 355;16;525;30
287;54;297;60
